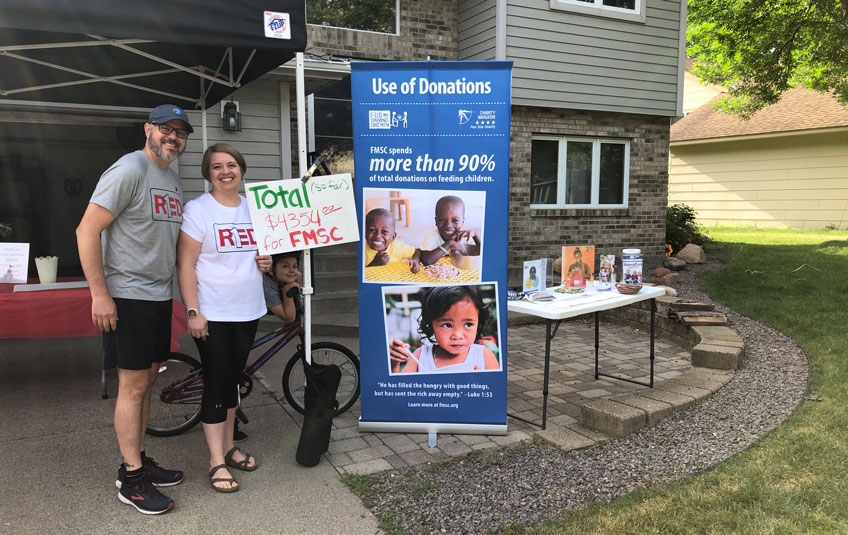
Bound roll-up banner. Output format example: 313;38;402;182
352;61;512;435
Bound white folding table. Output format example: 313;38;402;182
507;285;665;429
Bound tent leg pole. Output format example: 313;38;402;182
201;105;210;193
295;51;313;364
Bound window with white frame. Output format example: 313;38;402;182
530;137;629;209
549;0;645;23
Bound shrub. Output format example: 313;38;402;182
666;203;709;253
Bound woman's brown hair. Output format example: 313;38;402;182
201;143;247;182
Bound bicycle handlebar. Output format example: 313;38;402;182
286;286;305;316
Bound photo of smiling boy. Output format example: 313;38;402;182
419;195;481;266
364;208;421;272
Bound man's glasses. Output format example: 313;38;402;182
154;123;189;139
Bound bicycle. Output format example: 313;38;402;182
146;291;360;437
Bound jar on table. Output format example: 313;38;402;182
621;248;642;285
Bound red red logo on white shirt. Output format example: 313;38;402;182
213;223;257;253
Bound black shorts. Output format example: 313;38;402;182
103;298;172;370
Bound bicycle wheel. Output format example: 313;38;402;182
282;342;360;416
147;352;204;437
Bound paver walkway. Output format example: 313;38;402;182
258;317;693;475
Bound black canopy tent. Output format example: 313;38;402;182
0;0;307;109
1;1;326;362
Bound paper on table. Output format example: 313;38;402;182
13;281;89;292
544;291;619;309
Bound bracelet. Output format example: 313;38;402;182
438;245;449;254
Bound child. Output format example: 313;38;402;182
389;286;499;373
235;252;301;442
419;195;481;266
364;208;421;273
264;252;302;323
525;266;538;290
564;247;593;288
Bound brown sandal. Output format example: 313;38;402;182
209;464;239;493
225;447;258;472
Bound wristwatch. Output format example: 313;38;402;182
186;308;200;319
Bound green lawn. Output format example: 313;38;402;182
512;226;848;535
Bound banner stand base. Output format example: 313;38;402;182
359;419;508;436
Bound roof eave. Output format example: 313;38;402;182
671;125;848;146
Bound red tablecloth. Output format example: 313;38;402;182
0;279;187;351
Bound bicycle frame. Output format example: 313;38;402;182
245;320;304;376
159;320;304;404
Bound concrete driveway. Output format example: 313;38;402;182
0;334;379;535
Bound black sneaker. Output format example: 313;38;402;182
116;456;184;488
118;470;174;515
233;424;248;443
142;454;184;487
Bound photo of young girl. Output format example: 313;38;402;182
384;283;501;375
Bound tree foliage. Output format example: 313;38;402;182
306;0;396;34
688;0;848;118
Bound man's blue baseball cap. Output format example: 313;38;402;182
148;104;194;133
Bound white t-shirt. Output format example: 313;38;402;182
420;228;447;251
180;193;266;322
417;343;487;373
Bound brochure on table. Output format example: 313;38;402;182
0;242;29;283
353;61;512;435
523;258;547;294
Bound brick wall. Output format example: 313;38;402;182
307;1;458;61
304;3;672;283
508;106;670;280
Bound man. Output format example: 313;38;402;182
76;104;192;515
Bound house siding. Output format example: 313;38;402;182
181;80;282;201
507;0;682;116
510;105;670;277
670;132;848;229
681;72;722;115
458;0;498;60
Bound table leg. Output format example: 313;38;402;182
101;351;108;399
540;319;551;429
650;297;655;388
595;299;655;388
594;311;600;379
508;319;554;429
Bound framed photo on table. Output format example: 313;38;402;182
561;245;594;289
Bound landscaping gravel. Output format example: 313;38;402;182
363;260;811;534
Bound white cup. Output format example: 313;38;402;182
35;256;58;284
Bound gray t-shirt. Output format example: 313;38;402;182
89;151;183;300
263;273;284;310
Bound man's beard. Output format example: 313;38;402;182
147;132;183;162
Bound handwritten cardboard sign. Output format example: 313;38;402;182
246;174;360;254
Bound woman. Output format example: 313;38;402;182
177;143;273;493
